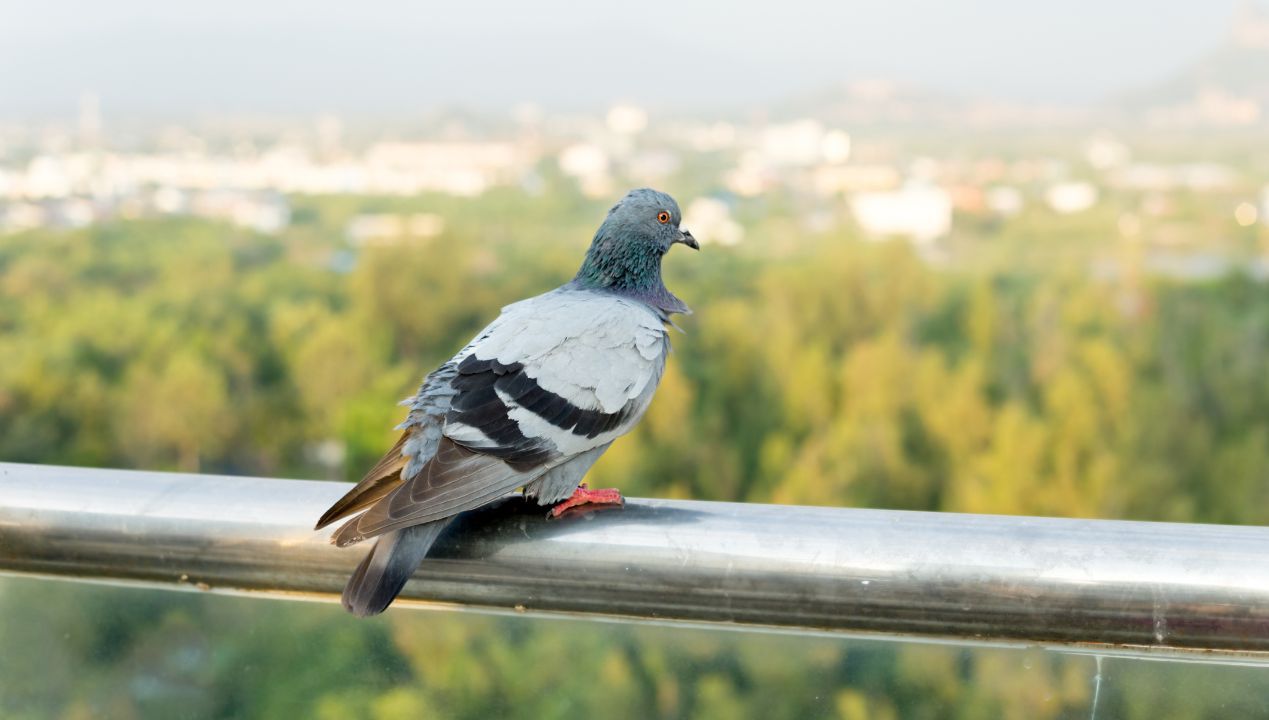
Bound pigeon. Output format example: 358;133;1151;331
315;188;698;616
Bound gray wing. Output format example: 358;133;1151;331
327;289;669;546
523;442;613;504
314;361;459;531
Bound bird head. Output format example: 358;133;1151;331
598;188;699;254
573;188;696;315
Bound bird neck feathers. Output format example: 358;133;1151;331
572;231;689;317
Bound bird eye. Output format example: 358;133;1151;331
657;211;671;224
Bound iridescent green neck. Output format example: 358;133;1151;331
574;234;663;292
572;234;688;316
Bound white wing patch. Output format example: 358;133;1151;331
442;288;670;458
471;289;668;414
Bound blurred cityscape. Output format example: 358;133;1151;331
6;5;1269;720
3;4;1268;276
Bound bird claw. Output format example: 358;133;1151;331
548;483;625;519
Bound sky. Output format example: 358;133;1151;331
0;0;1244;119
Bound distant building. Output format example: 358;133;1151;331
683;197;743;247
723;152;770;197
758;120;851;167
1109;163;1237;191
230;193;290;234
1045;182;1098;214
364;141;523;196
946;184;986;214
849;182;952;245
724;121;854;198
1;202;48;233
1085;134;1130;170
812;164;901;197
58;197;96;228
557;143;612;198
188;190;290;234
986;186;1024;217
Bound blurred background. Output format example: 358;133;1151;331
2;1;1269;717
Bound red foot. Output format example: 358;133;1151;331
549;483;625;518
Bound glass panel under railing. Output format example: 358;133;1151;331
2;576;1267;720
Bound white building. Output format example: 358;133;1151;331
363;141;523;197
850;182;952;245
1045;182;1098;214
986;186;1024;217
1109;163;1236;192
812;164;901;197
683;197;743;247
758;120;850;167
558;143;612;198
1085;134;1130;170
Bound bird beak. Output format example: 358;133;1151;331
677;229;699;250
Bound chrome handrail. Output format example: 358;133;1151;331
1;462;1267;656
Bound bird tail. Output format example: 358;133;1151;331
341;520;449;617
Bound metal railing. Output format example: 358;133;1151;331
1;462;1267;657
